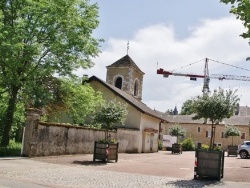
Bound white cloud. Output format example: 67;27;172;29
78;16;250;112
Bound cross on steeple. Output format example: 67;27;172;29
127;41;129;55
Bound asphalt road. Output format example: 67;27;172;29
1;151;250;187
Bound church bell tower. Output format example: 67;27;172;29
106;55;144;100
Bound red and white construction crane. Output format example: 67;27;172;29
157;58;250;94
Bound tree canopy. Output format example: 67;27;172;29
94;100;127;142
192;88;239;148
169;124;186;144
180;99;195;115
44;77;104;124
221;0;250;60
0;0;102;146
224;124;241;146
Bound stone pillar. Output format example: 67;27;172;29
21;108;42;157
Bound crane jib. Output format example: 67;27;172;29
157;68;250;81
157;69;205;78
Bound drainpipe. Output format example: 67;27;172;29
159;120;164;139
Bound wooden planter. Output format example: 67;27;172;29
172;143;182;154
93;141;119;162
227;145;238;157
194;149;225;181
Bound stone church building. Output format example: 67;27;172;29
88;55;166;153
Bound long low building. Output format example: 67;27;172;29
161;108;250;149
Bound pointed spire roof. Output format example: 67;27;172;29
107;55;144;74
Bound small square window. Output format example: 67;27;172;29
197;127;201;132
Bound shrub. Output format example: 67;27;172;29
158;140;163;150
0;140;21;156
200;144;221;151
181;137;195;151
201;144;210;151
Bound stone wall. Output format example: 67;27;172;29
22;109;140;157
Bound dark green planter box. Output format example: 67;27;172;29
172;143;182;154
93;141;119;162
194;149;224;181
227;145;238;157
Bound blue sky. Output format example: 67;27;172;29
77;0;250;112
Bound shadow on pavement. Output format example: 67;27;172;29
72;160;108;166
165;179;225;187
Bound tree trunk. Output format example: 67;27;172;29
210;123;213;149
1;86;19;146
213;125;216;148
210;121;216;149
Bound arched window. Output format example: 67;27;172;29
115;77;122;89
134;80;138;96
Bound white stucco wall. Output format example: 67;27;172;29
140;114;160;152
89;80;161;153
140;114;160;131
90;81;141;130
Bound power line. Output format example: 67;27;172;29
208;58;250;72
172;58;205;72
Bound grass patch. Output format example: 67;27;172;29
0;140;22;157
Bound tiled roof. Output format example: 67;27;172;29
88;76;165;122
223;116;250;126
239;106;250;116
163;114;250;126
106;55;144;74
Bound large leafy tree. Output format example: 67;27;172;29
45;78;104;124
0;0;101;146
94;100;127;142
221;0;250;59
192;89;239;149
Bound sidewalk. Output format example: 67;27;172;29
1;152;250;188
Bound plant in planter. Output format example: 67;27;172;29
181;137;195;151
169;124;186;154
224;124;241;156
93;100;127;162
192;88;239;180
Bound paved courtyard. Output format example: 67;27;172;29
1;151;250;187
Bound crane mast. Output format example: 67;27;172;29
202;58;210;94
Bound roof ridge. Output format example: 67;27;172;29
88;75;165;121
107;55;144;74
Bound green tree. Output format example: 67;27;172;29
0;0;101;146
45;78;104;124
180;99;195;115
192;88;239;149
220;0;250;60
169;124;186;144
94;100;127;142
224;124;241;146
